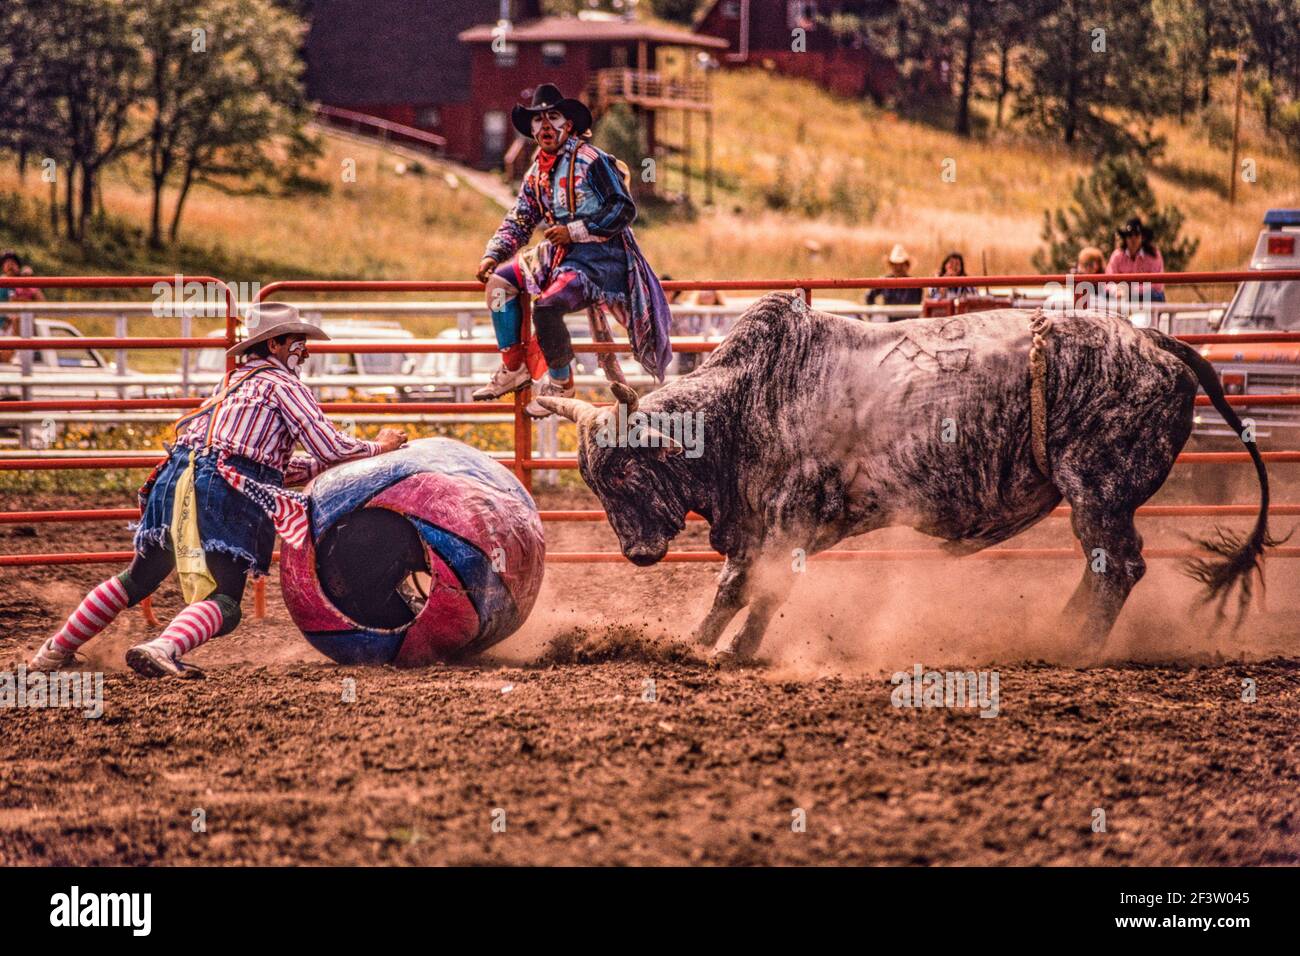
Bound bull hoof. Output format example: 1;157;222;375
709;647;740;668
709;646;763;669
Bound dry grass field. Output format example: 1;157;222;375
3;70;1296;293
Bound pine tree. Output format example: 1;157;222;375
1033;156;1200;272
1015;0;1169;154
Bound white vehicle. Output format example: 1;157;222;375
0;317;180;448
1195;208;1300;441
192;319;419;401
406;316;633;401
0;317;176;400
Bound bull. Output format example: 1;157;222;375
540;293;1274;661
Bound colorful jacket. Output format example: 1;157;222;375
484;137;636;264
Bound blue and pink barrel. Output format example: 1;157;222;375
280;438;546;665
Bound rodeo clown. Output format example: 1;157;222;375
472;83;673;417
27;303;406;679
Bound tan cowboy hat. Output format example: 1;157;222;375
227;302;329;356
887;243;911;265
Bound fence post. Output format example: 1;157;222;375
180;310;192;395
515;295;533;492
115;314;128;400
18;311;34;448
456;311;473;404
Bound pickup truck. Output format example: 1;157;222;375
0;317;181;448
1194;208;1300;443
0;317;174;399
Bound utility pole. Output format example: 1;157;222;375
1229;49;1244;205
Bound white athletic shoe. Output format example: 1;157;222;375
525;376;576;419
27;639;78;672
471;363;530;401
125;642;204;680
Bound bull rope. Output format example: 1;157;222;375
1028;308;1053;478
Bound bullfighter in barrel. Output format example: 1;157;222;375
27;303;406;679
472;83;672;417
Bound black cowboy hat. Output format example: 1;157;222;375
511;83;592;138
1117;216;1147;238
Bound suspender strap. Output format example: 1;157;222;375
565;139;578;216
172;364;279;449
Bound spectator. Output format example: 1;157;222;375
0;312;13;364
0;250;17;304
0;251;20;364
1106;217;1165;303
868;244;923;316
663;274;725;375
927;251;977;301
1075;246;1106;276
1;251;42;304
10;264;45;303
1071;245;1110;309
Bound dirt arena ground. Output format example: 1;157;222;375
2;477;1298;866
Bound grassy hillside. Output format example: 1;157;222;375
0;134;503;290
1;69;1297;297
645;69;1300;280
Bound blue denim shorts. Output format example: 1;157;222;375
135;447;281;574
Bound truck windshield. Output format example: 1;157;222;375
1222;278;1300;331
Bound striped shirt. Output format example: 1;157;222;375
178;356;379;486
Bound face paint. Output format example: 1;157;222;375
530;109;566;133
284;339;307;376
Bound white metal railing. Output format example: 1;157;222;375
1;297;1233;457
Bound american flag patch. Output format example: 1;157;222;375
216;455;310;548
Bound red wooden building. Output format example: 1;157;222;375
305;0;532;165
693;0;898;100
459;14;726;174
306;2;726;182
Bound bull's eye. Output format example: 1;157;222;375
608;458;635;488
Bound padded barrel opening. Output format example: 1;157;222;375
315;508;429;630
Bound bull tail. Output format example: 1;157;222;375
1145;330;1282;624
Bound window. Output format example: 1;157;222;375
49;327;102;369
541;43;566;67
359;353;403;375
495;43;518;68
1223;279;1300;331
415;106;441;128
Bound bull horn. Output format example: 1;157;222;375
537;396;602;426
609;381;638;413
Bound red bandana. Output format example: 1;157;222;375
536;149;559;177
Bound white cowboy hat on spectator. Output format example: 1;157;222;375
227;302;329;356
887;244;911;265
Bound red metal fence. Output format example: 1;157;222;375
4;271;1300;607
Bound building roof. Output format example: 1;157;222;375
306;0;525;105
460;15;729;49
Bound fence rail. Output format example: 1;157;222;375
4;271;1299;615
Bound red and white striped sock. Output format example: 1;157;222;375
51;576;130;654
154;600;224;657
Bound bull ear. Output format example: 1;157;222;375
609;381;638;413
537;396;602;427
